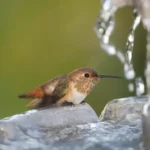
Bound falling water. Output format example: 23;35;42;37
94;2;145;96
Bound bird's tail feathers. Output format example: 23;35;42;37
18;87;44;99
18;93;31;98
26;98;42;108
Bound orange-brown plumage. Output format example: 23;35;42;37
19;87;44;99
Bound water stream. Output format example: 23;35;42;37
94;1;145;96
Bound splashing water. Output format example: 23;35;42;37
94;3;118;56
124;10;140;80
94;3;145;96
135;77;145;96
98;0;150;149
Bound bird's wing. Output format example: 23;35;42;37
29;74;69;108
41;74;68;97
19;75;69;108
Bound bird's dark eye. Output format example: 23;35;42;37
84;73;89;78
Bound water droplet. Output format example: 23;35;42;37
116;51;125;64
128;83;134;92
103;0;112;10
135;77;145;96
128;34;134;42
126;50;132;63
101;44;116;55
124;64;135;80
98;28;104;35
133;10;141;30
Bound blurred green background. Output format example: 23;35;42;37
0;0;146;118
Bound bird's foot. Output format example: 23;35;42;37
62;102;75;107
71;103;75;107
81;101;86;105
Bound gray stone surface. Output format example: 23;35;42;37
0;96;147;150
100;96;147;122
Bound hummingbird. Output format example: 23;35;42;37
18;68;122;108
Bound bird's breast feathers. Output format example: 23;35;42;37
66;85;87;104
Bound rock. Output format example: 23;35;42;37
2;103;99;129
0;96;147;150
100;96;147;122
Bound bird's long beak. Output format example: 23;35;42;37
98;75;123;79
